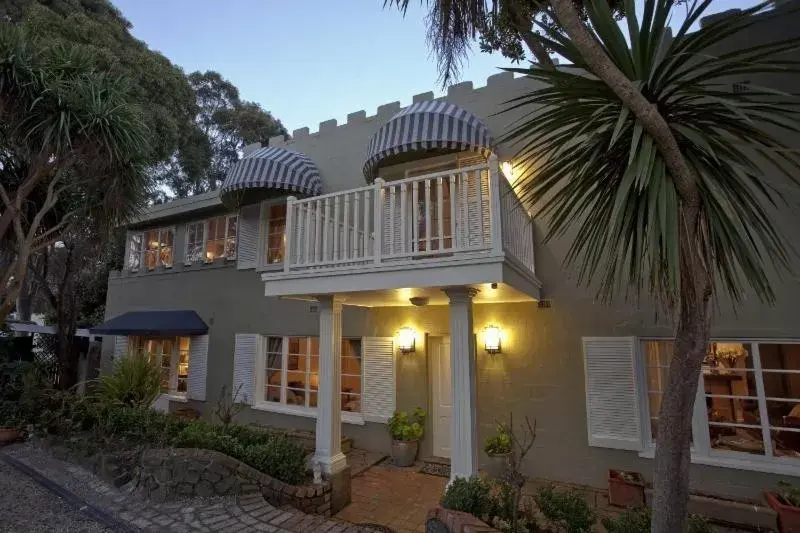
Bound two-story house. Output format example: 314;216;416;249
94;4;800;506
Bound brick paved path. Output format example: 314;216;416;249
2;443;385;533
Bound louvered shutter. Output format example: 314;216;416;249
114;336;128;359
362;337;395;423
232;334;259;405
382;188;407;259
237;204;260;269
583;337;642;450
461;156;491;249
187;334;209;401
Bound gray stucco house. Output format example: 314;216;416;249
96;4;800;507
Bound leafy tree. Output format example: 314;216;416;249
0;23;150;324
388;0;800;531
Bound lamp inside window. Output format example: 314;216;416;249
483;325;502;354
397;327;416;354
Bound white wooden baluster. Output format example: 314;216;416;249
488;154;503;255
389;186;396;256
362;190;369;259
400;182;407;255
436;177;444;251
314;199;322;264
323;198;331;263
449;174;457;250
304;201;312;265
460;171;468;248
412;181;419;253
475;169;484;247
333;195;341;263
343;193;350;261
284;197;295;272
353;192;360;260
424;178;431;253
373;178;384;265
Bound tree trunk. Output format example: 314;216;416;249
652;205;712;533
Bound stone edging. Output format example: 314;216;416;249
426;506;498;533
139;448;333;516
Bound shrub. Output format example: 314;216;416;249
484;423;512;456
242;437;307;485
388;408;426;442
778;480;800;507
441;476;495;520
534;486;595;533
94;355;162;408
225;423;278;447
601;506;712;533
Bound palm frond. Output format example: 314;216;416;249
503;0;800;307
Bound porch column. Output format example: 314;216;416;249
314;295;347;475
443;286;479;481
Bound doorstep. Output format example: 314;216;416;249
420;456;451;478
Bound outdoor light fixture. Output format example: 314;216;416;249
483;325;502;354
501;161;514;183
397;327;416;354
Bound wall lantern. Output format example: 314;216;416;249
483;325;502;354
397;327;416;354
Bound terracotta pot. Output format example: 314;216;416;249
484;452;511;480
608;469;645;508
0;427;21;445
391;440;419;467
766;490;800;533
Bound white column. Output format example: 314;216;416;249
314;295;347;474
443;286;479;481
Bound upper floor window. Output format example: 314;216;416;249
641;340;800;462
183;215;238;264
266;204;287;264
127;228;174;271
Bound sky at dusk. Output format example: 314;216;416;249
113;0;757;133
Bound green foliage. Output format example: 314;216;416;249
242;439;307;486
534;486;596;533
601;506;711;533
778;480;800;507
504;0;800;307
388;408;426;442
441;476;495;520
93;356;162;409
484;423;513;456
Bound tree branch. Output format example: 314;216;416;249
507;2;556;69
549;0;699;206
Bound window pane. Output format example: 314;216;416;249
342;393;360;413
286;388;306;405
128;234;142;270
186;223;204;263
309;391;318;408
266;386;281;403
266;369;282;402
772;428;800;458
144;230;160;270
342;356;361;376
225;216;238;259
159;229;174;267
205;217;227;261
267;204;287;264
342;373;361;395
642;341;672;440
759;343;800;458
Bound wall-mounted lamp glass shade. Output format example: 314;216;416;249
397;327;416;354
483;325;502;354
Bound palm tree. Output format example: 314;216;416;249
388;1;800;531
0;24;150;324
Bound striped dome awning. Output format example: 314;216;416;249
363;100;495;180
221;146;322;200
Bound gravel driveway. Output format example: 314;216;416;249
0;459;112;533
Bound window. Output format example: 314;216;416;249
641;340;800;464
260;336;362;413
205;215;238;262
266;204;287;264
128;228;174;271
129;336;190;396
185;222;205;264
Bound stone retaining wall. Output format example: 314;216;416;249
139;448;333;516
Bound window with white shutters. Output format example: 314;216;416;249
236;204;260;269
232;334;259;405
583;336;642;451
114;336;128;359
187;334;209;401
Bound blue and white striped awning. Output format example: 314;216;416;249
221;146;322;199
363;100;495;180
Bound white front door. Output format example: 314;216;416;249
431;336;452;458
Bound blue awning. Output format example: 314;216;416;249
90;310;208;336
221;146;322;200
363;100;495;180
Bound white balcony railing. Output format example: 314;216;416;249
281;156;535;276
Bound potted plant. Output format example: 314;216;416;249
608;469;646;507
483;423;512;479
388;408;426;467
766;480;800;533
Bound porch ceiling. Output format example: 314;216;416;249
284;282;534;307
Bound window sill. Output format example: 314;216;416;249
256;262;285;273
251;402;365;426
638;448;800;476
165;394;188;403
